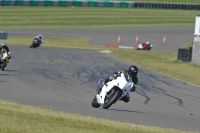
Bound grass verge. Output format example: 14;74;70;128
0;99;197;133
183;42;193;48
3;36;104;50
0;7;199;28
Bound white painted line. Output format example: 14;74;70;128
119;46;134;49
98;50;113;53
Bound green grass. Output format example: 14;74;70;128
183;42;193;48
0;100;197;133
117;0;200;3
0;7;198;28
4;36;104;50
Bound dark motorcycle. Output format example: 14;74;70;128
135;43;153;50
30;38;41;49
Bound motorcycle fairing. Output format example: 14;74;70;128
96;73;133;105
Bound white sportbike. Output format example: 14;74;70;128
91;73;133;109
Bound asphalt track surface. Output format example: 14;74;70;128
1;26;200;132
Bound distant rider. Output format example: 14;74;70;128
1;43;11;59
0;46;8;65
33;35;44;47
97;65;139;103
138;41;151;50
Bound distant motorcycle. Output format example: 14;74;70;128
0;51;9;71
91;73;133;109
135;43;153;50
30;38;41;49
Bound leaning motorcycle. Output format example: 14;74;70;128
91;73;133;109
136;44;153;50
30;38;40;49
0;51;9;71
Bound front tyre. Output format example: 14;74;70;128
30;40;38;48
30;43;35;48
1;65;6;71
91;96;101;108
103;89;122;109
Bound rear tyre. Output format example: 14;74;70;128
103;89;122;109
91;96;101;108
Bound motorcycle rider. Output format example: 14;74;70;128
138;41;151;50
33;35;43;47
1;42;11;59
97;65;138;103
0;46;7;65
0;46;2;65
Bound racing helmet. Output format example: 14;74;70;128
128;65;138;77
1;42;6;46
38;35;43;40
146;41;150;44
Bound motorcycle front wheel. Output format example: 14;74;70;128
1;64;6;71
30;43;35;48
30;41;38;48
103;89;122;109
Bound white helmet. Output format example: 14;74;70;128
146;41;150;44
38;35;43;40
1;42;6;46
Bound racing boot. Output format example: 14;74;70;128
130;86;136;92
120;93;130;103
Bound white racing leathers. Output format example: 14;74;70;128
92;73;133;109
